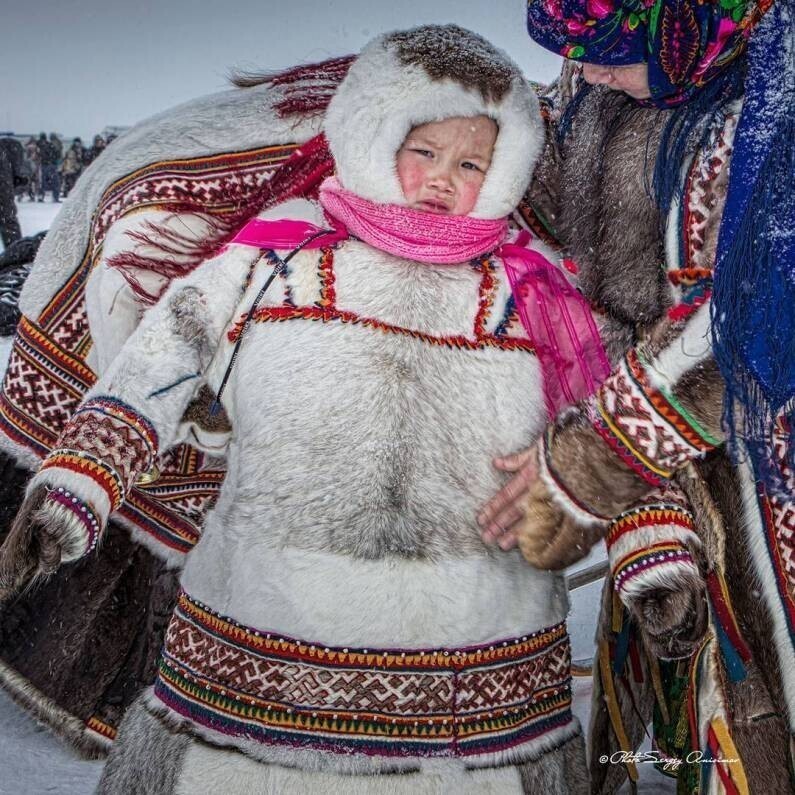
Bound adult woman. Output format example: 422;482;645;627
480;1;794;791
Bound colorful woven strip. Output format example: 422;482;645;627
753;420;795;650
73;396;159;460
589;349;715;486
39;449;124;512
625;351;718;451
706;571;753;684
606;500;696;550
668;112;736;325
598;640;638;783
85;716;118;743
46;486;101;554
153;592;573;759
689;636;750;795
53;395;158;498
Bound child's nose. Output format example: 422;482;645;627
427;167;454;192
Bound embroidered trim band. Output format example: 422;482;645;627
227;249;535;355
153;591;574;760
39;449;124;512
588;349;716;485
612;542;696;597
605;493;700;603
606;500;696;550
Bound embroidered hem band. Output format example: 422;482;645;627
154;591;574;761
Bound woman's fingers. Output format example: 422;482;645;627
480;504;525;544
477;449;539;529
492;448;535;472
497;530;519;551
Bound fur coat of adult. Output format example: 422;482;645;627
529;82;792;794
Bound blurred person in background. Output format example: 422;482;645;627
37;132;61;202
84;133;106;165
60;137;84;197
0;137;24;247
24;135;40;201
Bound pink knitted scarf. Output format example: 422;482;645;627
229;177;610;415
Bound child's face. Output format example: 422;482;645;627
396;115;498;216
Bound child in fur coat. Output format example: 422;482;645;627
1;25;603;794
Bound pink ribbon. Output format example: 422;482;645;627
499;230;611;415
228;182;610;416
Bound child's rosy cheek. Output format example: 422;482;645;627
397;162;425;196
459;182;481;210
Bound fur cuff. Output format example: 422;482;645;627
27;460;116;560
607;494;700;605
588;349;717;486
27;396;159;559
537;429;611;526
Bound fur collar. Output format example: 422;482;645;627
555;87;670;331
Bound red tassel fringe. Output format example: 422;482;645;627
106;133;335;305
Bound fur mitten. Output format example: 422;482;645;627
516;471;605;570
630;574;709;659
0;485;83;602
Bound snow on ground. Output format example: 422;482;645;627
0;200;675;793
0;690;104;795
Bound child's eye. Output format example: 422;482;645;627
411;148;433;158
461;161;483;172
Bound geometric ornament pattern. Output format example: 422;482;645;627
154;592;574;760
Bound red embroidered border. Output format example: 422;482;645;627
228;249;534;354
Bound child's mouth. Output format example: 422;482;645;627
419;199;451;213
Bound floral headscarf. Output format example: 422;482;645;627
526;0;772;107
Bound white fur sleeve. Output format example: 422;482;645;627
25;245;258;561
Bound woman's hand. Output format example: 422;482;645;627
478;445;600;569
477;448;538;551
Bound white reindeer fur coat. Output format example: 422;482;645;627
29;26;589;794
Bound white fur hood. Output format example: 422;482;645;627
323;25;543;220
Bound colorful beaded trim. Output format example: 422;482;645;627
46;486;101;554
154;591;574;760
612;542;695;595
40;449;124;512
606;501;695;550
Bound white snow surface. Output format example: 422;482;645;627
0;201;675;793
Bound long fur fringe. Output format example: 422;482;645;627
0;656;110;759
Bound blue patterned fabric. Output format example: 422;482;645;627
711;0;795;490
